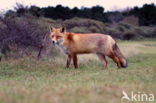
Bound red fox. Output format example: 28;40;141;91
49;27;128;68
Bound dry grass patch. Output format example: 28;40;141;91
0;40;156;103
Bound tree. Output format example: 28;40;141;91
125;3;156;26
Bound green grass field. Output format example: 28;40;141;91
0;40;156;103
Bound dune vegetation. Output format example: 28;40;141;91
0;40;156;103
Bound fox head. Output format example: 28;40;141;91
49;27;66;45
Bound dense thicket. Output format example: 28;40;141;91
5;3;156;26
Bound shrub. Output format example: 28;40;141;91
0;16;57;60
70;26;90;33
63;17;106;33
123;32;138;40
121;16;139;26
89;26;101;33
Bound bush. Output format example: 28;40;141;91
63;17;106;33
0;16;58;60
123;32;139;40
70;27;90;33
121;15;139;26
89;26;101;33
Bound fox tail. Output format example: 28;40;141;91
113;43;128;68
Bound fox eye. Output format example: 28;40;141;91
51;35;54;38
57;36;62;38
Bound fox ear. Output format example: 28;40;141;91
60;27;66;33
49;26;54;32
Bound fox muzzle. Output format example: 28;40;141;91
52;40;57;44
52;39;64;45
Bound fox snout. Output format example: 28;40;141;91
52;39;64;45
52;40;57;44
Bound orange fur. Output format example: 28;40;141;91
50;27;128;68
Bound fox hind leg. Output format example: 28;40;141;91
73;54;78;68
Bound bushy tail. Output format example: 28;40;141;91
113;43;128;68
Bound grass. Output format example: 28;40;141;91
0;40;156;103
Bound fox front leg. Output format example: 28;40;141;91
66;55;72;68
97;54;108;69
